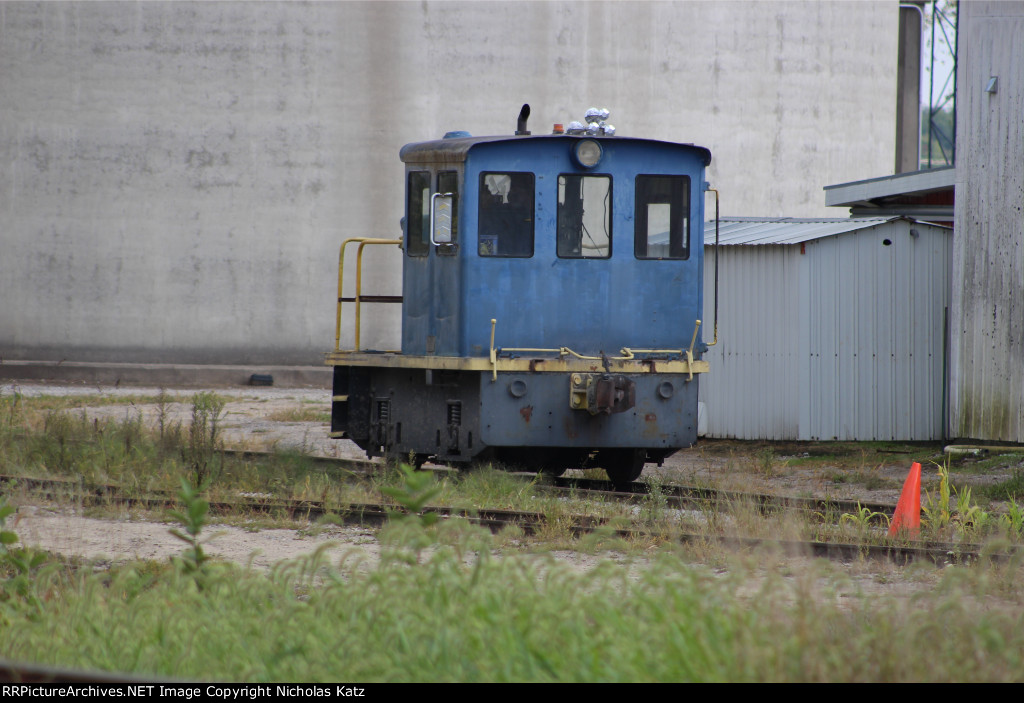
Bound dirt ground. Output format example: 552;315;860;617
3;380;1019;570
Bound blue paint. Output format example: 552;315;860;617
400;135;710;359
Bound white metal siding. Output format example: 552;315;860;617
701;245;801;440
701;220;951;440
801;221;950;440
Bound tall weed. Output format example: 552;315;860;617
182;392;226;488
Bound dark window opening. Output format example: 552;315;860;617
407;171;431;257
635;175;690;260
557;174;611;258
478;172;534;257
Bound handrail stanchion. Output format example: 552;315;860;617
335;238;402;352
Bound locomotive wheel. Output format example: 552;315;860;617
600;449;646;489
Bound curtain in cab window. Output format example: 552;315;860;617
478;172;534;257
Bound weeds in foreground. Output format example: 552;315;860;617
168;479;214;580
920;461;1010;542
982;469;1024;502
1000;500;1024;536
755;448;778;477
0;499;48;612
1;386;22;429
922;462;954;534
839;503;891;535
639;473;669;530
182;392;226;488
4;500;1024;680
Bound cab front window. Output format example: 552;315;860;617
635;175;690;260
478;172;534;257
557;174;611;258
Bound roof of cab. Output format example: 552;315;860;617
399;134;712;166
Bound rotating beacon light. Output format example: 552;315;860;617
568;107;614;168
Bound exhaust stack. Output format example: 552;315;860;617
515;104;531;135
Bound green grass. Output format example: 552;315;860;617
0;395;637;541
265;407;331;423
980;469;1024;502
954;453;1024;475
0;394;353;505
7;393;1024;679
3;519;1024;681
765;442;945;471
1;392;182;414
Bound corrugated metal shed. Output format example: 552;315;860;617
700;217;953;441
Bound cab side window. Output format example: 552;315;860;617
478;172;534;257
437;171;459;249
635;175;690;260
406;171;431;257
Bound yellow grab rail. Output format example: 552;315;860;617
487;318;706;381
335;237;402;352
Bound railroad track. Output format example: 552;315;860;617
217;449;902;522
0;471;1002;567
544;475;897;524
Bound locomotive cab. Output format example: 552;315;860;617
328;111;712;486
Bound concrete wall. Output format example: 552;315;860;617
949;2;1024;441
0;1;898;365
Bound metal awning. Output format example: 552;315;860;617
823;167;955;220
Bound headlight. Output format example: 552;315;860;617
573;139;603;169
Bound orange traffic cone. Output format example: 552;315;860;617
888;462;922;537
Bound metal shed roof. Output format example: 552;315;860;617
823;166;955;206
702;216;946;246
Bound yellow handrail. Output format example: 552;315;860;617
335;238;402;352
487;318;702;381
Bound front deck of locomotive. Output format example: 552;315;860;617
327;120;712;485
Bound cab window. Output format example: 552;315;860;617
478;172;534;257
635;175;690;259
557;174;611;258
406;171;431;257
437;171;459;248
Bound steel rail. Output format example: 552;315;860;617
0;472;1004;567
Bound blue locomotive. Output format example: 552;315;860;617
328;106;713;486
